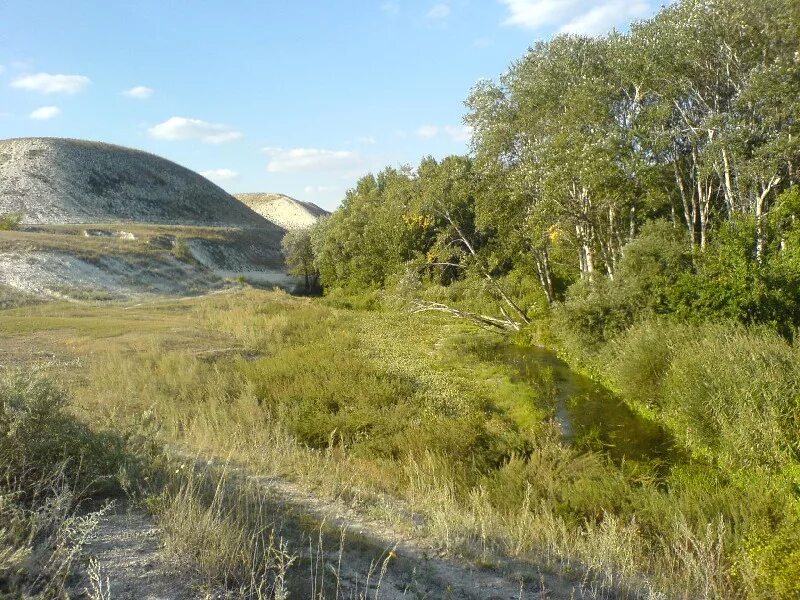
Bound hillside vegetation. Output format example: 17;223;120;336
2;0;799;597
285;0;800;596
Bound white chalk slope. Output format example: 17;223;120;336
0;137;298;300
236;193;329;230
0;137;269;228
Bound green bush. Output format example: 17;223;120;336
0;372;139;597
0;212;22;231
609;320;800;471
172;238;194;263
670;217;800;336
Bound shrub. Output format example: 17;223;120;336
0;212;22;231
172;238;194;263
609;320;800;471
0;372;130;597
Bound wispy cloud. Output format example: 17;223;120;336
473;37;493;48
444;125;473;142
380;1;400;15
416;124;472;143
200;168;238;182
355;135;377;145
499;0;653;35
426;3;451;19
11;73;91;94
263;147;362;173
123;85;154;99
148;117;243;144
416;125;440;139
29;106;61;120
304;185;341;193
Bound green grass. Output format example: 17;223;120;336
2;289;796;598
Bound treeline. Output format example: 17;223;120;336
300;0;800;343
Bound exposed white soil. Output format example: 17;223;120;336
236;193;329;230
0;250;224;299
71;506;205;600
187;238;295;288
0;224;297;301
0;138;270;228
168;451;582;600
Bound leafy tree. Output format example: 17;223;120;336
282;225;321;293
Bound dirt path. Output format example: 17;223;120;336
71;505;204;600
67;465;602;600
242;473;569;600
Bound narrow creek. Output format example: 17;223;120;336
498;345;680;466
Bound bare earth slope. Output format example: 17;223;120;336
236;192;329;230
0;137;269;228
0;138;295;300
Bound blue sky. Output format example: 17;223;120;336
0;1;662;210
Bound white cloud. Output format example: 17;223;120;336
427;3;451;18
355;135;377;145
416;124;473;143
443;125;473;143
499;0;654;35
416;125;440;139
381;1;400;15
263;147;361;173
11;73;91;94
304;185;340;193
148;117;243;144
473;37;493;48
29;106;61;120
200;168;238;182
123;85;154;99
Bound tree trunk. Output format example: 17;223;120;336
755;176;782;261
533;248;555;305
440;207;531;325
674;160;697;247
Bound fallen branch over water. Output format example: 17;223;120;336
409;299;522;332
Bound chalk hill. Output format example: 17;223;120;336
0;138;269;228
236;193;329;230
0;138;298;301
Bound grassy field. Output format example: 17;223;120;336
1;289;795;598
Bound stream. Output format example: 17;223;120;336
499;345;679;466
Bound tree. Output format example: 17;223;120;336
282;225;320;293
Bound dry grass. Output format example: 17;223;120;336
0;289;784;598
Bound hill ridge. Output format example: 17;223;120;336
0;137;269;228
236;192;329;230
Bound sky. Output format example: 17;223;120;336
0;1;663;211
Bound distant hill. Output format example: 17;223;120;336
235;193;329;230
0;138;301;301
0;137;270;228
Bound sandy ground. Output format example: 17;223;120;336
72;506;205;600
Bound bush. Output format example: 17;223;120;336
172;238;194;263
552;222;693;352
0;372;133;597
609;320;800;471
0;212;22;231
669;217;800;336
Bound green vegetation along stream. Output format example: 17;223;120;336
499;345;680;467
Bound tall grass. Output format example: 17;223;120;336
0;371;125;598
62;290;793;597
556;318;800;598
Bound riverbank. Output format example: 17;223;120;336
2;289;793;597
